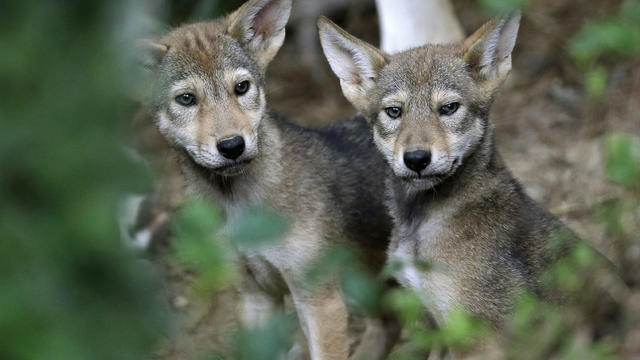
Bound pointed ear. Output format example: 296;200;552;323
318;16;388;112
227;0;292;70
463;12;520;84
136;39;169;69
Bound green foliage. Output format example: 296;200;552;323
584;66;608;99
599;133;640;286
570;20;640;65
568;1;640;98
384;289;424;326
0;1;169;360
228;206;289;248
478;0;529;13
173;201;224;263
570;1;640;66
505;294;567;360
305;245;384;314
385;297;491;359
604;133;640;189
559;338;618;360
172;200;236;295
596;198;638;238
415;310;491;352
171;201;289;297
232;312;297;360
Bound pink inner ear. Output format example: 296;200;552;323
251;0;284;39
495;16;520;60
337;44;361;84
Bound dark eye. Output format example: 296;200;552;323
234;80;250;95
385;107;402;119
175;93;197;106
439;102;460;116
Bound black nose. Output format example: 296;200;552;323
403;150;431;173
217;136;245;160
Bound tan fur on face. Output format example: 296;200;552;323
144;19;270;170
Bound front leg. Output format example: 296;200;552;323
351;316;401;360
285;276;349;360
235;259;282;327
237;281;278;327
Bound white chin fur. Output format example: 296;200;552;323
185;145;225;169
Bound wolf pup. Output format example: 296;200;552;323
319;14;581;327
139;0;393;358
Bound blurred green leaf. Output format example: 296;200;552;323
341;269;384;314
233;312;296;360
404;309;490;353
506;293;566;360
585;66;607;98
604;133;640;188
572;243;596;268
229;206;289;248
173;200;222;262
384;289;425;325
570;1;640;66
172;200;235;295
304;245;385;314
0;2;171;359
477;0;528;14
541;242;598;293
436;310;491;350
596;201;625;236
558;336;618;360
622;0;640;26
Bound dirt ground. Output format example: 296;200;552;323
147;0;640;358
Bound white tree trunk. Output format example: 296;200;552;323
376;0;464;54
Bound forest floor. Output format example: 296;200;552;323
149;0;640;358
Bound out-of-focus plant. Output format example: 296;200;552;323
232;311;296;360
598;133;640;287
304;245;385;315
383;289;492;359
604;134;640;190
168;199;291;358
171;200;289;297
478;0;640;99
379;217;631;360
171;200;234;295
569;1;640;98
478;0;529;13
0;1;171;360
570;1;640;65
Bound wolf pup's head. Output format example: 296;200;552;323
139;0;291;176
319;14;520;190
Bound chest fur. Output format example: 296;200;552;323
388;204;460;323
